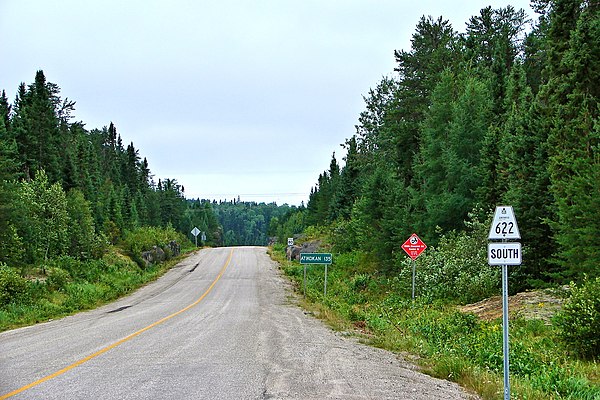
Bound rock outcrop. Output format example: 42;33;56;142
286;240;322;261
140;241;180;267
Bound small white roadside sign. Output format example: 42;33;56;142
488;242;522;265
487;205;521;400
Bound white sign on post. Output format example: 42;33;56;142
488;206;521;240
488;242;522;265
191;227;201;247
487;205;521;400
287;238;294;246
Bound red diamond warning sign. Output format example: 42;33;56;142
402;233;427;260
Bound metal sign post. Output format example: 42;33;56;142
411;260;416;300
303;263;307;298
324;263;328;297
488;206;521;400
501;258;510;400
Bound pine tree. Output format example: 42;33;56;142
11;83;34;179
326;153;341;221
157;178;186;230
331;137;360;220
496;63;554;289
0;91;19;182
0;90;11;129
66;189;99;259
306;173;329;225
464;6;528;117
413;68;493;238
0;91;21;262
350;166;397;268
392;16;459;186
26;71;63;182
543;0;600;281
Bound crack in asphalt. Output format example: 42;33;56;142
106;305;132;314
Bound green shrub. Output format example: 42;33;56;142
63;282;104;310
350;273;370;291
0;264;29;306
121;226;186;256
50;256;109;282
271;243;286;254
528;363;600;399
556;276;600;360
46;267;71;291
407;307;479;353
400;228;499;304
330;219;358;253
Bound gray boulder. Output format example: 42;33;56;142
286;240;322;261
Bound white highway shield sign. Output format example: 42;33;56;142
488;206;521;240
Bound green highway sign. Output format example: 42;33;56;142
300;253;332;264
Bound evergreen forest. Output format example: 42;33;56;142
0;70;293;265
211;199;294;246
274;1;599;291
0;69;222;267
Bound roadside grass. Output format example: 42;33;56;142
270;245;600;400
0;245;196;332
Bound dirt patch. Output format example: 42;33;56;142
459;290;565;323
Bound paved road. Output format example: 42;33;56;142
0;247;475;399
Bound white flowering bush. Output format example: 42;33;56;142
399;213;500;304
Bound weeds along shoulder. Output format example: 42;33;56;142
0;242;189;332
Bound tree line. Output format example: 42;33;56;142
182;198;294;247
274;1;599;290
210;198;294;246
0;70;223;268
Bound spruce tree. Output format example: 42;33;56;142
543;0;600;281
27;71;63;182
496;63;554;288
413;68;492;238
464;6;528;117
331;137;360;220
0;90;11;129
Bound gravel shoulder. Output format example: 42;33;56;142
257;248;478;399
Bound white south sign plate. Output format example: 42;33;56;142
488;242;522;265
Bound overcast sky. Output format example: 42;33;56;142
1;1;533;205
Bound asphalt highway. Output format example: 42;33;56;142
0;247;475;399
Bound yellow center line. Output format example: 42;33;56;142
0;248;234;400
